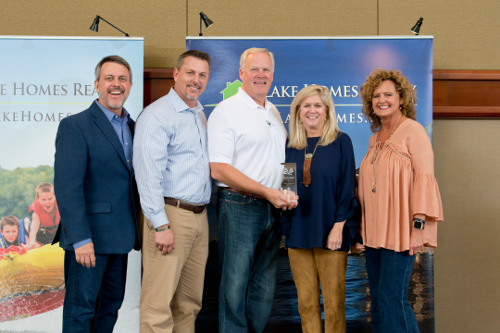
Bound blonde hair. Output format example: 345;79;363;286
360;68;417;132
240;47;275;72
288;85;340;150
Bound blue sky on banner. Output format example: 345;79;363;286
187;37;433;167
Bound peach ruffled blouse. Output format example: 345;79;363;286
358;119;444;252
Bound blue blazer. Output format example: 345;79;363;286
53;101;141;253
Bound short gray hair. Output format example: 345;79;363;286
240;48;275;72
94;55;133;82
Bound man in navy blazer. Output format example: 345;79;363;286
53;55;141;333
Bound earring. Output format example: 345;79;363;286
400;105;403;110
299;119;303;124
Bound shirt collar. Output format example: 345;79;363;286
96;99;130;123
168;87;204;115
236;88;272;111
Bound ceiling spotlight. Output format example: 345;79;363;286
199;12;214;36
89;15;130;37
411;17;424;35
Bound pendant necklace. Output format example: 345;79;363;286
371;115;403;193
302;139;320;187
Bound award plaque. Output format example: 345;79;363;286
281;162;297;201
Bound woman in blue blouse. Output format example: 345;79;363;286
281;85;361;333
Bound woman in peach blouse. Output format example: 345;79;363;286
358;69;443;333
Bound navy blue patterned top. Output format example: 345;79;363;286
280;133;361;251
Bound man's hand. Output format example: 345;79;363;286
265;188;290;209
75;242;96;268
280;188;299;210
155;227;175;255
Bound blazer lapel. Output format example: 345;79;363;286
90;102;129;170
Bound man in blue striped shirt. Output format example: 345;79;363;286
133;50;212;333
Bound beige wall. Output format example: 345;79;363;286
2;1;499;332
1;0;187;67
3;0;500;69
433;120;500;333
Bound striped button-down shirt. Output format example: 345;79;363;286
133;88;211;229
97;100;133;170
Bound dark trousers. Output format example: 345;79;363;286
217;188;281;333
365;247;420;333
63;250;128;333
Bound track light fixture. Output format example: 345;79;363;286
411;17;424;35
89;15;130;37
199;12;214;36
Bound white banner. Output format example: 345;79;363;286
0;36;143;332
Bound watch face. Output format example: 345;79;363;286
413;221;424;229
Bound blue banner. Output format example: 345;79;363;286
187;37;435;332
187;37;433;166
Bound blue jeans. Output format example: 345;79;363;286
365;247;420;333
217;188;281;333
63;251;128;333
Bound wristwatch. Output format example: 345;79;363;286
412;218;425;230
155;225;171;232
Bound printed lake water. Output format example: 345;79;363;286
196;244;435;333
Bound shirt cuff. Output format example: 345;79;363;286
147;211;171;229
73;238;92;249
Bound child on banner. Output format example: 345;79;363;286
0;215;29;249
27;182;60;247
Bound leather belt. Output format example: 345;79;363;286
164;198;206;214
222;187;266;200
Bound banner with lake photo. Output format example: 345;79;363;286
0;36;143;332
187;36;435;332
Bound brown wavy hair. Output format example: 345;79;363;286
360;68;417;132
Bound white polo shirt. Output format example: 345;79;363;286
208;88;287;189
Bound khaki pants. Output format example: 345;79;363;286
139;203;209;333
288;248;348;333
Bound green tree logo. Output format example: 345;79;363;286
220;80;242;100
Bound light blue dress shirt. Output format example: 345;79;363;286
133;88;211;229
73;100;133;249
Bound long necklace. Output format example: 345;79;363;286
302;139;320;187
371;115;403;193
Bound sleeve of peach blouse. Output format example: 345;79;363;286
407;123;444;223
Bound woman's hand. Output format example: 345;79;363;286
350;242;365;254
409;214;426;255
327;221;345;250
409;229;423;256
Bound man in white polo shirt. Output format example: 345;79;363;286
208;47;290;333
